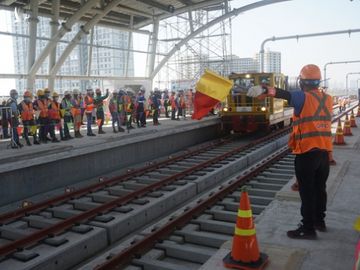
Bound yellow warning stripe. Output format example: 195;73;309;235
237;209;252;218
234;227;256;236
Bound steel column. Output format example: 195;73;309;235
147;19;159;77
125;16;133;77
49;0;126;80
26;0;39;92
27;0;100;90
150;0;291;79
260;28;360;73
48;0;60;91
87;27;94;76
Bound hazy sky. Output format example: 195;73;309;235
0;0;360;96
230;0;360;94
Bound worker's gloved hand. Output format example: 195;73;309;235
247;85;276;99
246;86;266;97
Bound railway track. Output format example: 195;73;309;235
0;128;290;270
80;103;360;270
85;147;293;270
0;104;357;270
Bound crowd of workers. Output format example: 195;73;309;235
0;87;194;149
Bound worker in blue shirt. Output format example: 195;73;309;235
248;64;333;240
6;89;23;148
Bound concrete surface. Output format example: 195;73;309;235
0;116;221;206
200;116;360;270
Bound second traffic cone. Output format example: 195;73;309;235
343;114;353;136
223;187;268;270
333;119;346;145
350;110;357;128
328;151;336;166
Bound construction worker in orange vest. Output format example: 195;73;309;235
48;91;61;143
123;90;135;130
19;90;39;146
84;88;96;136
248;64;332;239
94;88;109;134
170;91;177;120
71;89;83;138
34;89;50;143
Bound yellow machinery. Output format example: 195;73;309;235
221;72;293;133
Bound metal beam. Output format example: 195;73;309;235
87;27;94;76
136;0;175;13
125;16;133;77
114;5;153;18
134;0;225;29
0;30;160;55
150;0;291;79
27;0;38;74
260;28;360;73
147;19;159;77
0;73;150;81
27;0;100;90
324;60;360;88
176;0;193;5
49;0;127;80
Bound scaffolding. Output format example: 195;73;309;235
153;2;232;90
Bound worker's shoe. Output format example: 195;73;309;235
87;133;96;137
287;224;317;240
52;137;60;143
113;128;118;133
33;139;40;145
75;131;83;138
118;127;125;132
98;128;106;134
314;221;327;232
25;139;32;146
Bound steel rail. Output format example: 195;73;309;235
94;147;291;270
0;138;231;225
332;103;359;123
0;128;290;257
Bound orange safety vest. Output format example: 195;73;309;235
288;90;333;154
123;95;132;113
170;96;176;109
71;98;81;116
37;99;48;118
85;96;94;114
48;101;61;120
21;102;34;121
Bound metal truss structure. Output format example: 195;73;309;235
0;0;291;92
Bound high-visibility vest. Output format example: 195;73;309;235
71;98;81;116
288;90;333;154
85;96;94;113
123;95;132;113
170;96;176;109
37;99;48;118
48;101;61;120
20;102;34;121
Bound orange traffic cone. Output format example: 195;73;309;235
343;114;353;136
223;187;268;270
328;151;336;166
350;110;357;128
333;119;346;145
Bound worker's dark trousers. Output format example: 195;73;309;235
295;150;329;230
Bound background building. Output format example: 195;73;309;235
256;50;281;73
11;16;133;95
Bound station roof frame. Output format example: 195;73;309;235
0;0;225;30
